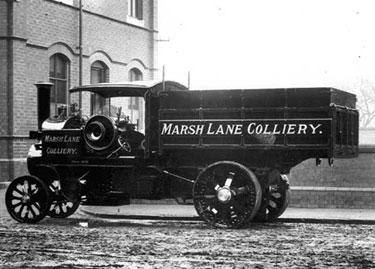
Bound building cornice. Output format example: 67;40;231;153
0;35;27;42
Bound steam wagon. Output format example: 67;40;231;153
5;80;359;228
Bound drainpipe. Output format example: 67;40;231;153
7;0;14;180
78;0;83;107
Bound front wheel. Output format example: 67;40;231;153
193;161;262;229
5;175;50;223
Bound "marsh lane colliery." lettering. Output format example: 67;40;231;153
160;121;324;136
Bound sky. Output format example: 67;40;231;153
157;0;375;92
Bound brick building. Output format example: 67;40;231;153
1;0;374;209
0;0;158;180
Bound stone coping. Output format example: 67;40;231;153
291;186;375;192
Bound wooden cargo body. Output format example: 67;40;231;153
157;87;358;172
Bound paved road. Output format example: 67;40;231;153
1;189;375;268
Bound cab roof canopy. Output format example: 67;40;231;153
69;80;188;98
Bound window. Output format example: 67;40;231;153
49;54;69;116
128;0;143;20
129;68;143;82
91;61;109;115
129;68;143;110
128;68;144;132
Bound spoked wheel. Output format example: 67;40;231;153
266;188;290;221
193;161;262;229
266;174;290;221
255;174;290;222
47;180;81;218
5;175;50;223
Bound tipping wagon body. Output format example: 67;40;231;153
5;81;359;228
157;87;358;171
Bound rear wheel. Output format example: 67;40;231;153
47;180;81;218
193;161;262;229
254;174;290;222
266;174;290;221
5;175;50;223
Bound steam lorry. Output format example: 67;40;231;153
5;81;359;228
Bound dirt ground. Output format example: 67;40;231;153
1;207;375;269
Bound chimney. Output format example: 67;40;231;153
34;81;53;130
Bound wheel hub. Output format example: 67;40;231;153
217;187;232;203
21;195;31;204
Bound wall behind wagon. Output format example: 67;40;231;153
289;148;375;209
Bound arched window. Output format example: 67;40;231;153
49;53;69;116
129;68;143;82
91;61;109;84
90;61;109;114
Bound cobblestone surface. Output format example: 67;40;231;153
0;209;375;269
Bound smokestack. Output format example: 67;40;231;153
34;81;53;130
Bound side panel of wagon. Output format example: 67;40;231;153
157;88;358;172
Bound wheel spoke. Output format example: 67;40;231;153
12;187;24;197
33;202;42;212
233;185;251;196
193;194;216;200
268;200;277;209
49;202;58;213
224;172;235;188
59;203;65;214
204;176;220;191
22;206;28;220
23;180;29;194
11;200;22;208
49;184;58;192
18;204;26;216
28;204;38;219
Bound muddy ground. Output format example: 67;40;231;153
0;208;375;269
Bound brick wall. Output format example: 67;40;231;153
290;188;375;209
84;0;127;23
289;152;375;188
0;0;157;182
289;150;375;208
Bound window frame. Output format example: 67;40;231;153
128;0;144;22
49;53;70;117
90;61;109;115
128;68;143;110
